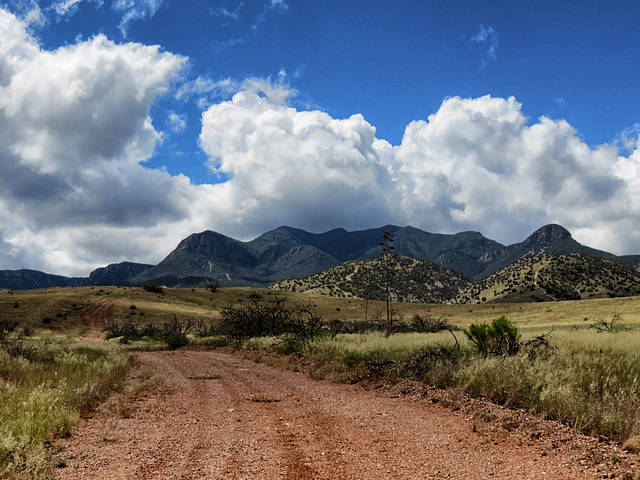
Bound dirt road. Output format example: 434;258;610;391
55;350;637;479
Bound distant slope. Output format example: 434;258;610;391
130;224;521;287
131;231;261;287
132;230;340;287
88;262;154;286
617;254;640;271
0;269;85;290
83;224;640;288
463;253;640;303
0;262;154;290
271;254;475;304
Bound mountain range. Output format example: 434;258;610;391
1;224;639;293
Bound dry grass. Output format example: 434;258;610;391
4;286;640;334
3;285;640;468
623;436;640;454
0;339;131;479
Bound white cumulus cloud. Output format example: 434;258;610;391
197;79;398;237
198;87;640;256
3;6;640;277
0;8;193;274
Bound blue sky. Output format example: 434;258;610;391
2;0;640;276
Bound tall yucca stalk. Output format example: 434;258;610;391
379;230;395;335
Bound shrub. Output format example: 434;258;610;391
464;316;520;356
410;313;452;333
590;312;625;332
102;318;139;341
103;315;195;349
271;334;305;356
142;282;164;294
165;333;189;350
219;294;293;340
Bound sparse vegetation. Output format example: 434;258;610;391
2;285;640;476
466;253;640;303
102;314;195;349
590;312;626;332
271;254;474;303
142;281;164;294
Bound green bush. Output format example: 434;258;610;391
165;333;189;350
142;282;164;294
271;334;305;356
464;315;520;356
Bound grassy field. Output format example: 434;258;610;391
1;285;640;478
3;284;640;332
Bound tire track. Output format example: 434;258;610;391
55;349;629;479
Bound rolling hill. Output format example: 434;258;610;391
270;254;474;304
462;253;640;303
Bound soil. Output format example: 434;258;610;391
54;349;639;479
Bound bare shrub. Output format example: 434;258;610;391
410;313;452;333
590;312;625;332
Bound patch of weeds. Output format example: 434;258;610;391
248;395;280;403
117;401;136;419
622;435;640;454
306;362;332;381
471;408;498;423
499;413;522;432
187;375;222;380
57;416;74;438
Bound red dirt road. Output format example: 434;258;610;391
54;349;637;479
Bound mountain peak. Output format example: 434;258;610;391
525;224;572;245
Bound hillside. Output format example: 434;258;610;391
130;230;340;287
463;253;640;303
0;269;85;290
270;254;474;304
479;224;617;278
88;262;154;286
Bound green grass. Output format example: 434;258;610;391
455;337;640;441
0;338;131;479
